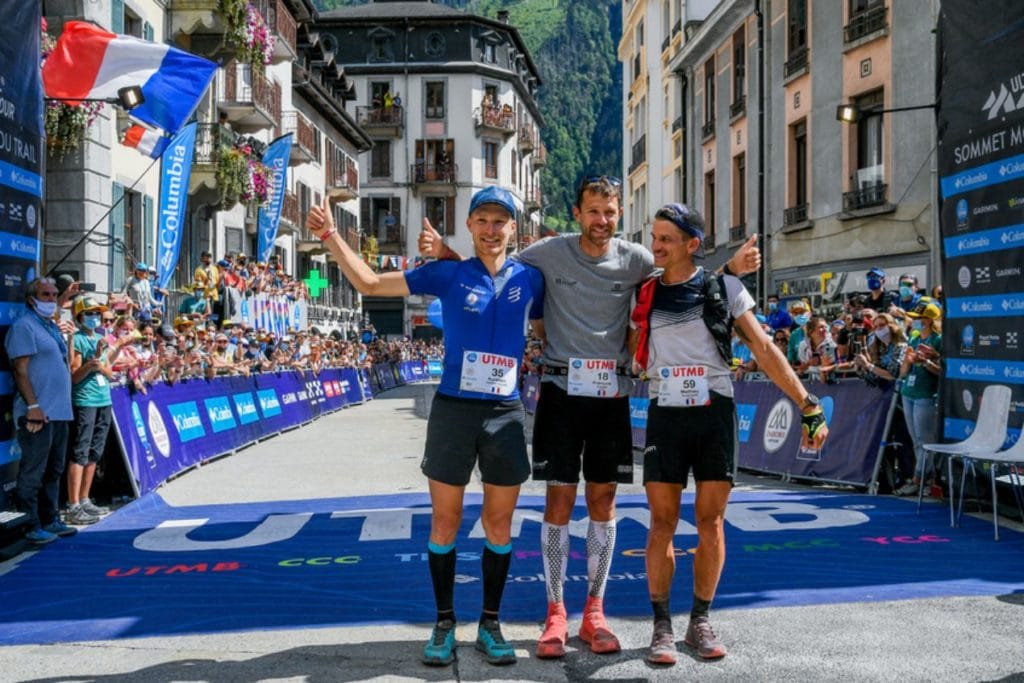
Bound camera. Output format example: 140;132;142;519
79;282;97;292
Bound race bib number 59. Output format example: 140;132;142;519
657;365;710;407
460;350;518;396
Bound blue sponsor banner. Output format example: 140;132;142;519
940;152;1024;199
736;403;758;443
0;160;42;199
110;368;370;496
232;392;259;425
945;357;1024;384
943;223;1024;258
945;292;1024;318
155;122;197;293
203;396;237;434
0;231;40;260
256;134;293;263
427;359;443;376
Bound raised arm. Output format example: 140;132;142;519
307;198;410;297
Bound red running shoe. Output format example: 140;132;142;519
536;602;568;659
578;596;621;654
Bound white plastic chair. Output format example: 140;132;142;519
959;432;1024;540
920;384;1012;527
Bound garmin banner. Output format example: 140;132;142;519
937;2;1024;444
0;1;44;509
628;379;894;488
155;122;197;293
256;134;292;263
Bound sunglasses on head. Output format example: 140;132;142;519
580;175;622;188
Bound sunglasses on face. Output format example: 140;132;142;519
580;175;622;188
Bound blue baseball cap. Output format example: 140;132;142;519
655;203;706;242
135;262;148;271
867;267;885;278
469;186;517;217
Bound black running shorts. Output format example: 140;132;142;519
421;392;530;487
642;392;737;487
531;382;634;485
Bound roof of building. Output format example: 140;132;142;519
319;0;464;20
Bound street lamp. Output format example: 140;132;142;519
45;85;145;110
835;101;935;123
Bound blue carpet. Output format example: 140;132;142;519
0;490;1021;644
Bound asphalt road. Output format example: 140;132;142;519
1;382;1022;682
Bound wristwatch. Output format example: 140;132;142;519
800;393;820;411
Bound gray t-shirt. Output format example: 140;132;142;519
517;235;655;394
4;310;73;422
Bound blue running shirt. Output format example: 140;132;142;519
405;258;544;401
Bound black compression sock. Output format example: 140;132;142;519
481;541;512;619
652;599;672;623
428;542;456;624
691;594;712;620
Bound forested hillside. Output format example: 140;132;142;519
312;0;623;230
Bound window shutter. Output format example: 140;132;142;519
111;0;124;34
143;194;154;264
143;21;154;42
110;182;125;291
445;196;455;236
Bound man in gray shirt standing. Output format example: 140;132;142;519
420;175;758;659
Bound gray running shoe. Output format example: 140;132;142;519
684;617;726;659
65;504;100;526
647;620;677;665
80;499;109;516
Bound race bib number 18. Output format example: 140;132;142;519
567;357;618;397
657;365;710;407
460;350;518;396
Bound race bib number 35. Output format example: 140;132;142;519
460;350;518;396
657;365;710;407
567;357;618;397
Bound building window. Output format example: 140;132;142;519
788;0;808;54
425;196;456;237
702;56;716;138
855;91;884;186
370;82;390;109
793;120;808;206
371;140;391;178
483;42;496;64
850;0;884;13
732;153;746;236
704;171;716;246
483;140;498;179
511;150;518;185
732;26;746;111
425;82;445;119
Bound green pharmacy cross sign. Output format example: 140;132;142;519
304;270;329;297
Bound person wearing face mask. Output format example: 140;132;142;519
895;297;943;496
863;267;899;313
4;278;78;544
765;293;792;332
796;316;839;383
895;273;922;313
786;300;812;367
67;297;116;525
854;313;908;387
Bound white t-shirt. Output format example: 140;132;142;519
632;268;755;399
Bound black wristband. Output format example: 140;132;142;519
722;262;735;277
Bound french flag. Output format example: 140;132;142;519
42;21;216;136
121;124;169;159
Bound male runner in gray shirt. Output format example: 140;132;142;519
420;175;758;659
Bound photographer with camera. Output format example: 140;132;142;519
853;312;908;388
797;316;839;383
894;297;943;496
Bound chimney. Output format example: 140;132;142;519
497;10;509;23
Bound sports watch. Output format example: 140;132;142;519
800;393;821;412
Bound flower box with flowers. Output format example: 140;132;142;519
219;0;275;76
215;142;272;208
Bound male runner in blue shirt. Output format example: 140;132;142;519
307;186;543;668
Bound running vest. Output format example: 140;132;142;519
632;271;734;368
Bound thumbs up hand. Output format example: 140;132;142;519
306;196;334;238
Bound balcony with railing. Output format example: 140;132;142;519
628;134;647;174
730;97;746;120
219;61;281;132
282;110;318;164
518;122;537;152
524;188;542;211
355;105;404;137
533;143;548;168
784;46;809;78
784;203;808;226
411;164;458;192
729;224;747;243
474;103;516;136
327;149;359;200
843;183;887;212
844;5;888;44
188;122;234;197
701;118;715;140
251;0;297;62
168;0;229;57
